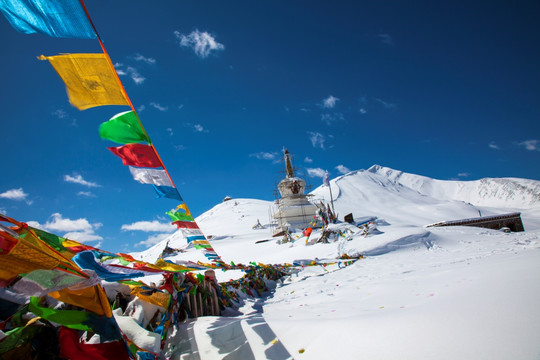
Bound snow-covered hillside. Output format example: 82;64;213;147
133;166;540;360
367;164;540;209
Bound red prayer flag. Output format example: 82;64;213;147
108;143;161;168
172;221;200;230
59;327;130;360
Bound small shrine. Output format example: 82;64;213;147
272;149;319;236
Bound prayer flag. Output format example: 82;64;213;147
108;144;161;168
29;297;91;330
39;53;129;110
49;285;113;317
72;251;144;282
59;327;130;360
178;228;205;243
152;185;183;201
176;203;191;216
0;0;96;38
129;166;171;185
166;209;194;223
152;259;190;273
12;268;86;297
172;221;199;229
99;111;150;144
186;235;205;243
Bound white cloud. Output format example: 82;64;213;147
375;98;396;109
64;174;101;188
335;165;351;174
307;167;326;178
250;152;279;161
359;108;367;114
115;63;145;85
150;102;168;111
137;105;146;112
0;207;6;215
193;124;208;133
114;63;127;76
488;141;500;150
308;132;326;149
133;53;156;65
194;124;204;132
304;157;313;163
174;144;186;151
52;109;68;119
30;213;103;244
166;128;174;136
174;29;225;59
77;191;96;198
121;220;175;232
63;231;102;246
26;220;40;228
136;233;172;248
43;213;95;232
322;95;339;109
0;188;29;201
321;113;344;126
457;172;470;178
378;33;395;46
518;139;539;151
127;67;145;84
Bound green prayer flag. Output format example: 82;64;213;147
99;111;151;144
30;227;68;253
29;297;92;331
193;243;212;250
166;210;194;222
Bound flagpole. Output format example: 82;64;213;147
324;170;335;216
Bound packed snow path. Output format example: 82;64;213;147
167;305;292;359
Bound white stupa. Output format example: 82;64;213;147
272;149;319;236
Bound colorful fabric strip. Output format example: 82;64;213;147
152;185;182;201
129;167;172;186
166;209;194;222
178;228;203;237
38;53;129;110
59;327;130;360
12;268;86;297
186;235;205;243
72;251;144;282
172;221;199;229
99;111;150;144
109;144;162;168
0;0;96;38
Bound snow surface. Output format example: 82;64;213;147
133;167;540;359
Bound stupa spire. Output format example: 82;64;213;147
284;149;294;178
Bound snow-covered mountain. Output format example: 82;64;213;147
366;164;540;209
132;166;540;360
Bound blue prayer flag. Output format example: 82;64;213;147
0;0;96;38
152;185;183;202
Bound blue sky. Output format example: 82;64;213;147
1;0;539;252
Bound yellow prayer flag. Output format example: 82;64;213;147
39;53;130;110
131;287;170;309
152;258;192;272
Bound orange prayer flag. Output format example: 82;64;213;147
39;53;130;110
49;285;113;317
